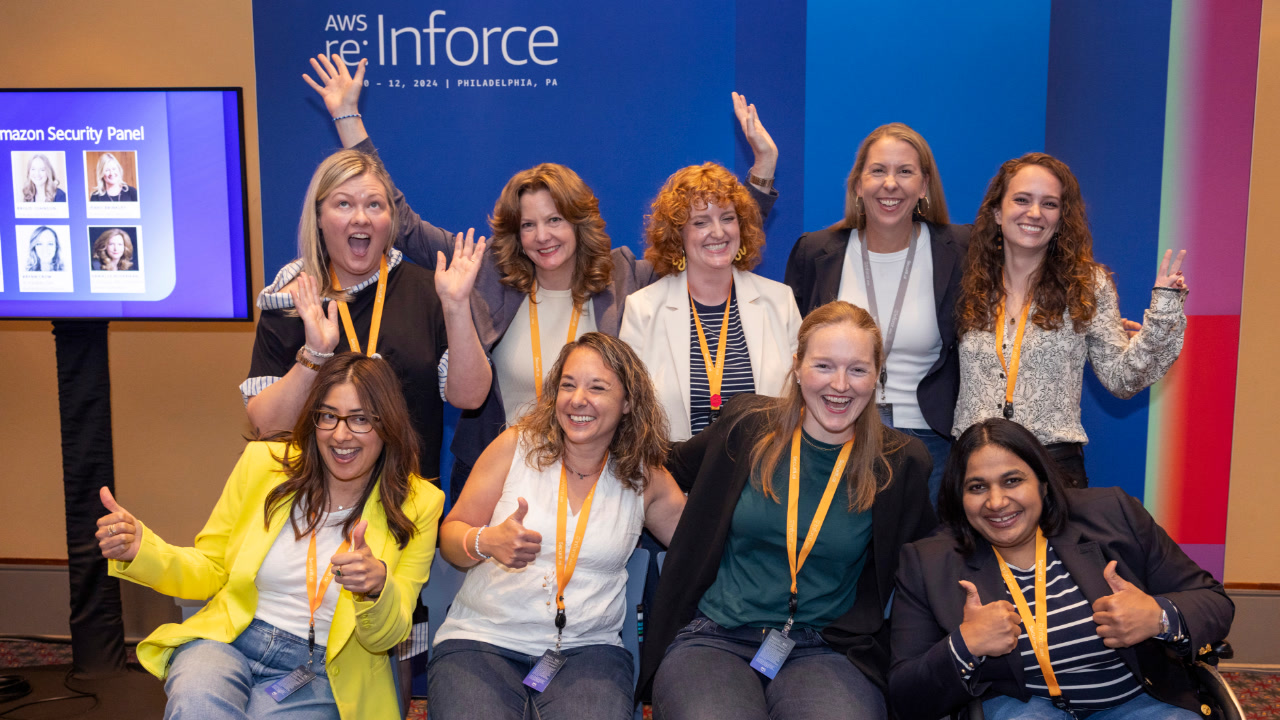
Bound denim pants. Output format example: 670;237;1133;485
163;618;338;720
427;638;634;720
981;692;1202;720
652;615;886;720
877;406;951;508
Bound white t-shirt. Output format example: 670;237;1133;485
838;226;941;429
254;505;355;647
491;287;597;427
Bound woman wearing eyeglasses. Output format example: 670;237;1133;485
98;354;445;720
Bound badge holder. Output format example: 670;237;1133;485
266;624;319;702
750;594;798;680
524;607;569;691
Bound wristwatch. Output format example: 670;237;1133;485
1159;608;1171;637
295;346;323;371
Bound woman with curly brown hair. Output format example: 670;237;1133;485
304;54;779;498
953;153;1187;487
430;332;686;719
620;162;802;441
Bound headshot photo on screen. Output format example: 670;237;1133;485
10;151;70;219
17;224;74;293
89;226;140;271
85;151;140;220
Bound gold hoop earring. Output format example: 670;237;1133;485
674;253;686;272
916;196;931;217
734;246;746;262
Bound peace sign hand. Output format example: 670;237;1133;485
290;272;340;358
732;92;777;180
303;54;367;118
1154;249;1187;291
435;228;487;313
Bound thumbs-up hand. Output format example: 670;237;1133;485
1092;561;1162;648
331;520;387;598
96;487;141;562
957;580;1022;658
481;497;542;569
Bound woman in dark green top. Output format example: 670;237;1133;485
640;301;936;720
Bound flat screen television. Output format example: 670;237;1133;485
0;87;251;320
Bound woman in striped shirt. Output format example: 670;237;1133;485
888;418;1232;720
620;162;802;441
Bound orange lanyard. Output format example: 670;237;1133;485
328;254;389;357
690;288;733;410
554;453;605;649
529;282;582;401
782;412;853;633
993;529;1062;698
994;298;1032;419
305;530;351;657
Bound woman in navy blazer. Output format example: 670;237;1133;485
785;123;969;505
888;418;1231;720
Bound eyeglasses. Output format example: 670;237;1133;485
314;411;377;434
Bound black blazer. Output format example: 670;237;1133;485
888;487;1234;720
784;222;970;438
637;394;937;701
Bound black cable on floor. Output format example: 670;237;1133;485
0;668;98;718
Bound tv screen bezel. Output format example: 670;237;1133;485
0;86;254;323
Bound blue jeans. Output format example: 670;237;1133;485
427;638;634;720
981;692;1201;720
652;615;885;720
881;411;951;508
163;618;338;720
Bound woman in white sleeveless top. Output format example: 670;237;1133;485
430;332;686;719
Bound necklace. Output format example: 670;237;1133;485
562;457;603;481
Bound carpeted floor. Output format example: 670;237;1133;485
2;639;1274;718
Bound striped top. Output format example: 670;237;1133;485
688;290;756;435
953;543;1144;710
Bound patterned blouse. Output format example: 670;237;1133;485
953;267;1186;445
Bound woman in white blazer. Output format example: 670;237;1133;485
621;162;802;441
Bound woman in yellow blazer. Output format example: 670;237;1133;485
97;353;444;720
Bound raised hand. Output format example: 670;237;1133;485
291;272;340;360
732;91;777;180
1121;318;1142;339
1092;561;1162;648
96;487;141;562
957;580;1022;657
435;228;487;312
1154;248;1187;291
331;520;387;598
303;53;367;119
479;497;542;569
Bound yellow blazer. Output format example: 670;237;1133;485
619;267;802;440
109;442;444;720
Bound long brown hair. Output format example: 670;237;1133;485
514;333;668;492
957;152;1107;335
488;163;613;309
834;123;950;231
644;162;765;277
742;301;906;512
264;353;422;548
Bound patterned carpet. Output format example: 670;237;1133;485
2;640;1274;718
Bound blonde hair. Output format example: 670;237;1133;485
836;123;950;231
93;153;127;196
742;301;905;512
296;149;400;302
23;154;61;202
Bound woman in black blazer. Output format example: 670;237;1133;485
785;123;969;506
888;418;1232;720
639;301;935;720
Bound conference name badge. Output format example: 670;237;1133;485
749;629;796;679
266;664;317;702
522;649;567;691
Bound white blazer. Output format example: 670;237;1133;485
619;268;802;441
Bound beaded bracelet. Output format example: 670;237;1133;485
332;113;362;122
474;525;491;560
303;344;335;358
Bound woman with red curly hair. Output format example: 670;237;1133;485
305;55;779;497
953;153;1187;487
620;162;802;441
